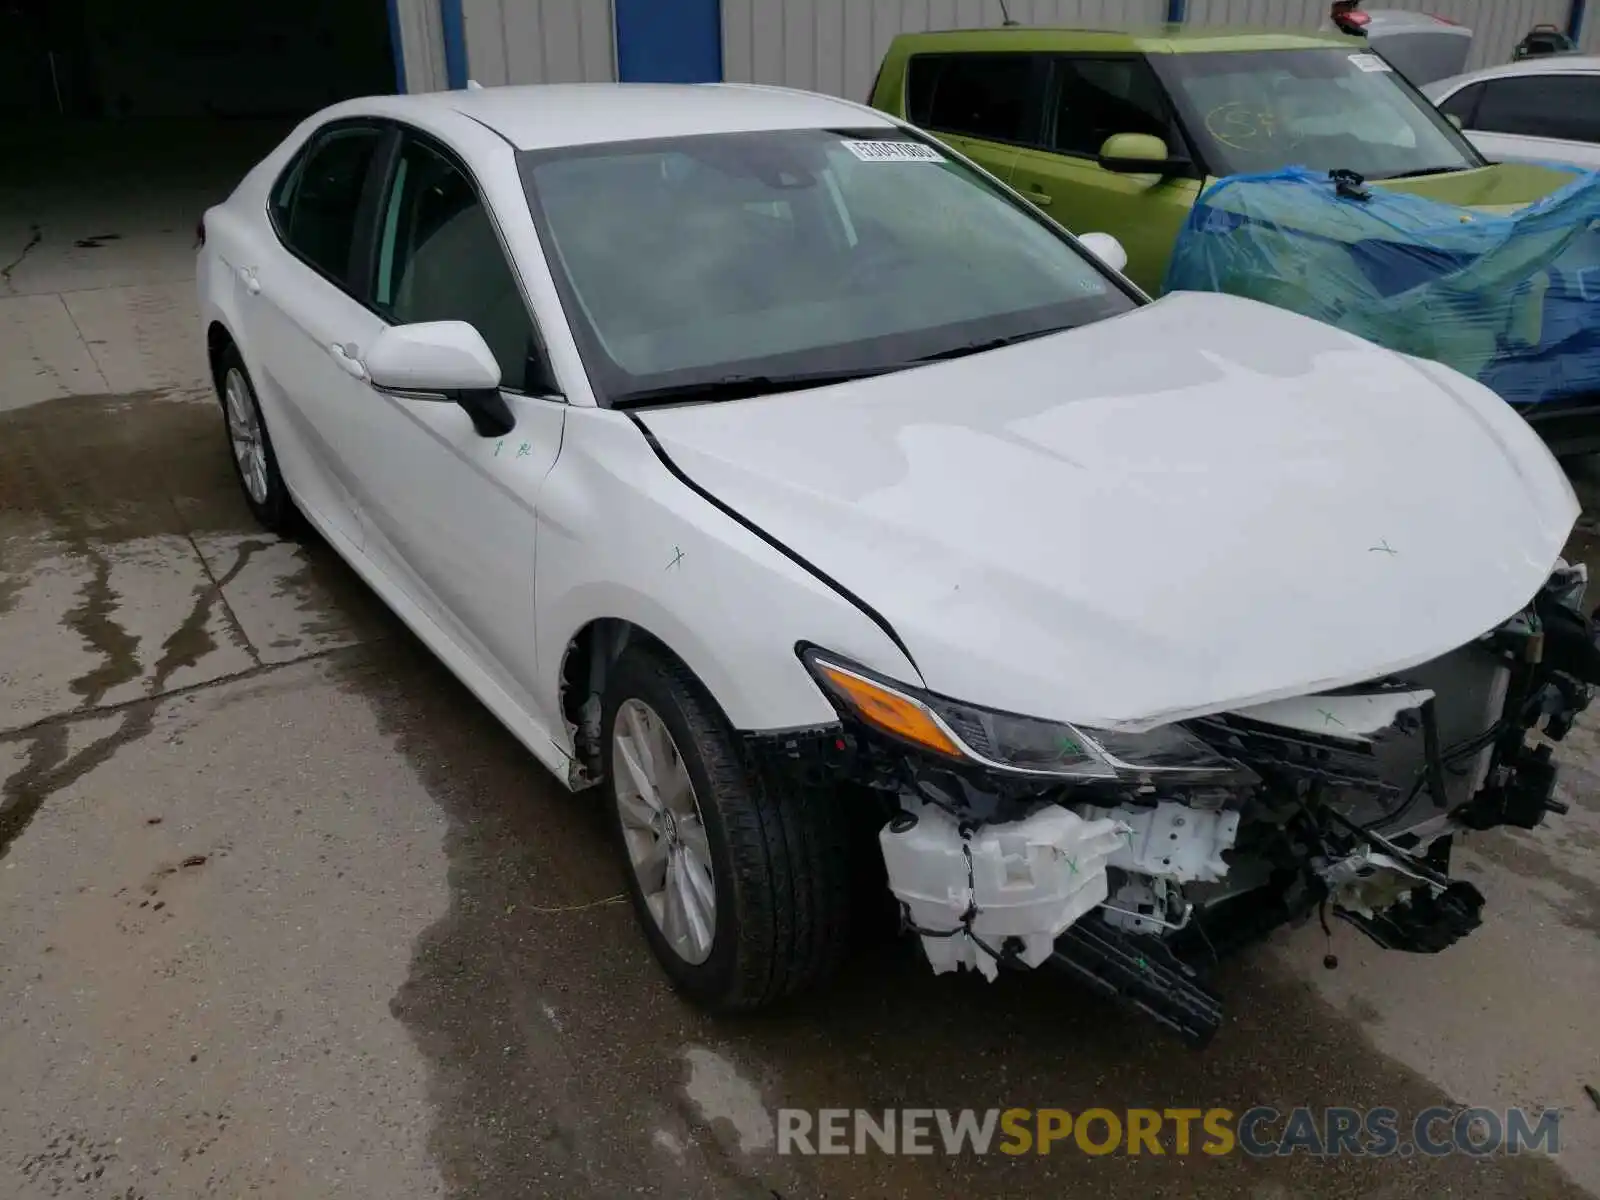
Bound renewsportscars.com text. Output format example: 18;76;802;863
776;1106;1561;1158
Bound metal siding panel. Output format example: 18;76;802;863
843;0;878;99
460;0;504;85
472;1;616;85
783;0;813;86
815;0;848;95
723;0;756;82
542;0;582;82
502;0;544;82
1190;0;1312;25
579;0;617;81
395;0;450;92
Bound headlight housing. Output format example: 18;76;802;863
801;648;1255;785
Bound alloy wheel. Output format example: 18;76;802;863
224;367;269;505
612;698;717;965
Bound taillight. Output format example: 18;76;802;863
1331;2;1371;34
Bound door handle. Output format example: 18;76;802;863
237;266;261;295
328;342;367;380
1025;188;1053;207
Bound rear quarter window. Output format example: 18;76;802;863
269;124;385;289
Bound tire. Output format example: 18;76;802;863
602;644;851;1010
216;346;295;534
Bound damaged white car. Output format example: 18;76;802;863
197;83;1599;1046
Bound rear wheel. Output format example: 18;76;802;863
217;347;294;533
602;645;851;1010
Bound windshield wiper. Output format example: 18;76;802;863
611;366;901;409
1372;165;1470;181
912;325;1074;364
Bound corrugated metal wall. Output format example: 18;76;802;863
1185;0;1573;70
445;0;1578;94
721;0;1167;101
460;0;616;86
395;0;450;92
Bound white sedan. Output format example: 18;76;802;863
1425;55;1600;172
198;82;1596;1045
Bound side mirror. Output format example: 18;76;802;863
1078;232;1128;275
363;321;514;438
1446;113;1464;130
1097;132;1188;176
365;320;500;392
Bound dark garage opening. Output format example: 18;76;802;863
1;0;395;122
0;0;395;351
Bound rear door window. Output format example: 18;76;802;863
1475;75;1600;143
906;54;1042;144
271;125;385;287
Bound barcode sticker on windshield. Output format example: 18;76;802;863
1348;53;1393;72
843;140;944;163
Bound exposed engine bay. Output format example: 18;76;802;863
814;562;1600;1047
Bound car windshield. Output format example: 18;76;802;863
517;127;1136;406
1154;48;1485;180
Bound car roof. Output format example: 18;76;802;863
361;82;896;151
1429;53;1600;92
885;25;1359;55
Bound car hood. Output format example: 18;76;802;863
1376;161;1574;212
637;292;1577;730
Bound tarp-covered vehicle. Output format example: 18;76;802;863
1165;167;1600;452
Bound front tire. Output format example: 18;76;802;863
216;347;294;534
602;645;851;1010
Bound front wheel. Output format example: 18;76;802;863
602;645;851;1010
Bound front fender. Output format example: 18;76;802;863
534;407;921;738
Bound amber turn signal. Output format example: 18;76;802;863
812;662;963;759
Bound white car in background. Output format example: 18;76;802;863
1425;56;1600;171
197;83;1599;1048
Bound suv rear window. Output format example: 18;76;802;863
906;54;1036;143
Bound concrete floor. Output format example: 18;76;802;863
4;123;1600;1200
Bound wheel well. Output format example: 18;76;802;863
206;322;235;391
559;618;684;788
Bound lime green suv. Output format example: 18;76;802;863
870;27;1574;293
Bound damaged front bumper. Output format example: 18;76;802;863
795;562;1600;1048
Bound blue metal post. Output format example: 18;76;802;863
1166;0;1187;24
439;0;469;89
1569;0;1588;41
386;0;408;93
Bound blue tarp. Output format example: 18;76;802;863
1163;166;1600;407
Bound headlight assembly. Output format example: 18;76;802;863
802;648;1255;785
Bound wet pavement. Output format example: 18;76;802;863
2;386;1599;1200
